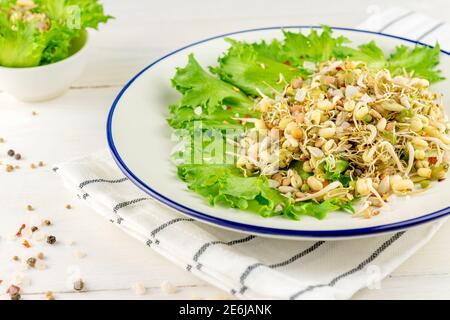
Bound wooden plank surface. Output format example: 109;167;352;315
0;0;449;300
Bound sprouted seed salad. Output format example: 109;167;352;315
168;27;449;220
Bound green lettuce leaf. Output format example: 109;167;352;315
177;164;353;219
0;0;111;67
0;13;46;67
168;54;256;131
248;38;289;63
281;26;350;66
335;41;386;69
211;39;300;96
323;157;352;187
177;164;285;216
388;43;443;83
336;40;444;83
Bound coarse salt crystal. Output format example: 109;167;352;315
65;240;76;246
131;283;147;295
22;228;33;239
73;250;86;259
7;234;18;241
11;271;30;286
32;231;46;242
35;260;47;270
29;214;41;226
18;262;28;272
160;280;177;294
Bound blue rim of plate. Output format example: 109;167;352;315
107;26;450;238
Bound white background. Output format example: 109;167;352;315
0;0;449;300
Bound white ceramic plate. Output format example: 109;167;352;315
107;26;450;240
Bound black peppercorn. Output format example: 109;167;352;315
14;153;21;160
7;149;15;157
47;235;56;245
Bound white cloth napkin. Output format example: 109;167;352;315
359;7;449;51
55;11;448;300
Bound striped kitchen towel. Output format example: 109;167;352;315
56;10;448;299
359;7;449;51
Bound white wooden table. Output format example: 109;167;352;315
1;0;449;300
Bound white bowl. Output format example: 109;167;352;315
0;31;89;102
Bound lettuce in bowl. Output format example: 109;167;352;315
0;0;112;67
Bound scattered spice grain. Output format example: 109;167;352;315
42;219;51;226
12;256;20;262
16;224;26;237
73;250;86;259
37;252;44;260
10;293;21;300
46;235;56;245
160;280;177;294
65;204;72;209
22;240;31;248
26;257;37;268
6;285;21;300
26;204;33;211
35;260;47;270
7;149;15;157
5;164;14;172
73;279;84;291
45;291;55;300
31;226;38;232
14;153;21;160
131;283;146;295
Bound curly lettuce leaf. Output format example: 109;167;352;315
249;38;289;63
40;24;75;65
322;157;352;187
211;39;300;96
0;13;47;67
67;0;112;29
0;0;111;67
36;0;112;29
177;164;353;219
38;0;112;64
168;54;256;131
281;26;350;66
336;41;444;83
388;43;443;83
286;200;340;220
335;41;386;69
178;164;287;216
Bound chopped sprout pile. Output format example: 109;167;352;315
237;60;449;218
168;27;448;220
